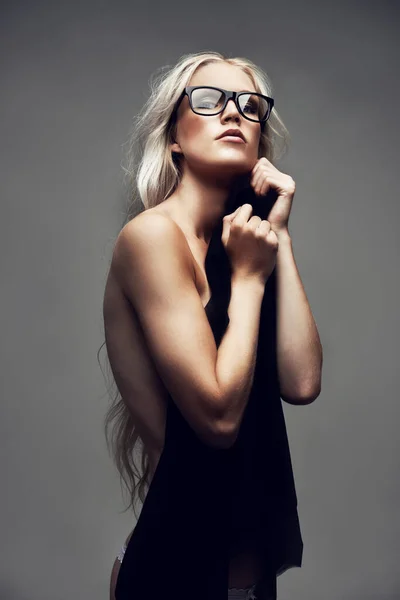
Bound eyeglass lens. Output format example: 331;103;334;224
190;87;270;122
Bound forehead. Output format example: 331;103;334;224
189;62;255;92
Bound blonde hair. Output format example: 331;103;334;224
98;50;291;519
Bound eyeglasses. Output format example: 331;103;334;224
173;86;274;124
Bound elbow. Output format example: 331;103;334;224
301;380;322;404
281;385;321;405
199;409;237;449
208;413;238;449
199;390;239;449
280;372;322;405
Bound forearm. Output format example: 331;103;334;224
215;276;265;436
275;230;323;402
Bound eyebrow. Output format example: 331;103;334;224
197;85;255;93
236;89;258;94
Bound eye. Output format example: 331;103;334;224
197;97;217;109
242;97;259;114
191;88;225;112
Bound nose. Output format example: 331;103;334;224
221;98;241;123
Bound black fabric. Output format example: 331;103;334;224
115;186;303;600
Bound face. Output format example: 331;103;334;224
171;62;261;182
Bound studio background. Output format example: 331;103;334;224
1;1;399;599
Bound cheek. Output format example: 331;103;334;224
187;115;211;144
252;132;262;159
251;127;261;148
179;116;213;156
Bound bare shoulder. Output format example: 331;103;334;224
114;209;193;273
119;208;185;244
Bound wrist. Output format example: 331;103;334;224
231;274;266;294
275;228;291;243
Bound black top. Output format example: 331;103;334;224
115;189;303;600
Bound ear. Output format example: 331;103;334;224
170;140;182;155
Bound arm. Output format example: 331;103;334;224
275;230;323;404
113;213;265;448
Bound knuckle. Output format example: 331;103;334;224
287;176;295;190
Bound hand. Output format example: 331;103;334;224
250;157;295;235
221;204;279;285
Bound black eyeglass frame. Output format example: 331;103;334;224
173;85;275;124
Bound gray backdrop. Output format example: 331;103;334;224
1;1;399;598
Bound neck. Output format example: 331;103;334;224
163;165;247;246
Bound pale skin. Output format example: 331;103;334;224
105;61;322;599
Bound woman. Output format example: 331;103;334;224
101;51;322;600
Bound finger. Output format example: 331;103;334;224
233;203;253;225
247;215;262;231
260;176;284;194
222;207;241;243
251;171;265;193
224;206;241;222
259;178;271;196
256;219;271;235
252;157;270;173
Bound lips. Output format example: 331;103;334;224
217;129;246;142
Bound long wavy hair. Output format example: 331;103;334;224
97;50;291;519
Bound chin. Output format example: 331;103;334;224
217;159;253;175
188;153;254;180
